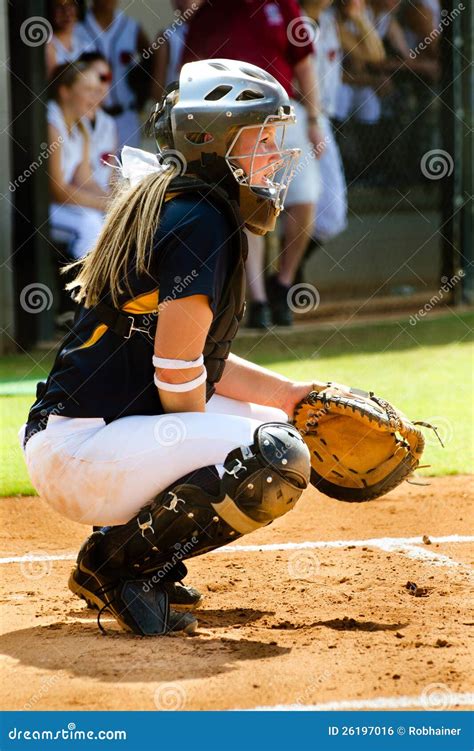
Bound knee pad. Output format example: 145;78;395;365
216;422;310;531
100;422;310;577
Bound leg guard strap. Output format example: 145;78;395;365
100;422;310;578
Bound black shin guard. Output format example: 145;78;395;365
95;422;310;580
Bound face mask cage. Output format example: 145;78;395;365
225;113;300;211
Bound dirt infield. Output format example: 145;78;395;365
0;476;472;712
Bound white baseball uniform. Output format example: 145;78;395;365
311;9;347;242
85;107;118;191
79;10;141;150
50;28;93;66
48;101;105;259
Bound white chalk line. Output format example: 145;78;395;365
246;692;474;711
1;535;472;567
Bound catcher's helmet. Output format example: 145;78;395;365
145;58;300;234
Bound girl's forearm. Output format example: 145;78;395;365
215;353;319;417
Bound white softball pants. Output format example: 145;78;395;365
21;395;288;527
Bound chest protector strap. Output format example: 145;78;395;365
93;177;248;400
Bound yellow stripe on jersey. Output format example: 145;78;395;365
76;323;108;350
74;289;159;351
122;288;159;314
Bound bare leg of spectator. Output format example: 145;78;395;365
268;202;314;326
245;231;266;301
278;203;315;286
244;230;272;329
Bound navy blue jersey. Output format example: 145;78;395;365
27;194;234;426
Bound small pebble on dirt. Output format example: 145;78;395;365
435;638;449;647
395;632;404;639
392;674;401;680
422;535;432;545
405;581;430;597
271;620;296;630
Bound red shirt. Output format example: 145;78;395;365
182;0;314;98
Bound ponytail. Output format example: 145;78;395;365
65;165;180;308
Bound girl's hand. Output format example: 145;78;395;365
307;122;326;159
282;380;355;419
346;0;366;21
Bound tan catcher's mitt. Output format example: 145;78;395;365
292;384;433;502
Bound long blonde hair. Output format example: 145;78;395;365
65;165;180;308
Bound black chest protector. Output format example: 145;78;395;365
94;177;248;400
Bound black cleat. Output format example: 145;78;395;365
245;301;272;329
70;567;203;612
68;533;197;636
162;581;204;610
267;274;293;327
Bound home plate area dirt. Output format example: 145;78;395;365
0;476;472;711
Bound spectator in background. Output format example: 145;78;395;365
79;52;118;190
344;1;439;111
78;0;150;151
402;0;441;56
367;0;409;55
299;0;347;267
183;0;325;328
46;0;92;78
358;0;440;185
333;0;387;127
379;0;441;181
377;0;440;80
150;0;205;103
332;0;390;185
47;62;109;260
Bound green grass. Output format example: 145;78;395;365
1;312;472;495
